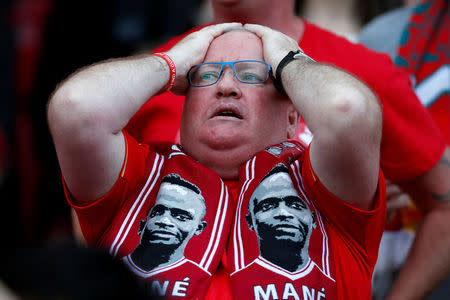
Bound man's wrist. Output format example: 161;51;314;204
153;52;176;92
272;50;314;96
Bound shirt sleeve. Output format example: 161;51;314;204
379;66;446;182
63;130;152;246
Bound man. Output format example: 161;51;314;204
124;1;450;298
245;164;316;273
127;173;207;272
48;23;384;299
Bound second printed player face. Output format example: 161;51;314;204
249;171;315;246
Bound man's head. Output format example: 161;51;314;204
180;29;299;179
140;174;207;255
245;164;316;252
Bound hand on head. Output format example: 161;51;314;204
166;22;243;94
166;22;305;95
243;24;302;75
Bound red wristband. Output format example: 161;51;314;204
153;52;176;92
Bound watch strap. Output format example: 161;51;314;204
272;50;313;96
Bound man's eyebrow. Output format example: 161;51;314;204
170;207;194;218
151;204;166;211
254;197;281;211
149;204;168;217
284;196;307;207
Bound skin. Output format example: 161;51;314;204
180;30;298;179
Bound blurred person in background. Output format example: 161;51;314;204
360;0;449;299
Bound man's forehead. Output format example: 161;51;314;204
204;30;263;62
158;183;204;207
160;182;193;196
252;173;299;202
260;172;293;190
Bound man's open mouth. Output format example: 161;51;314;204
212;104;243;119
150;230;177;238
216;110;242;119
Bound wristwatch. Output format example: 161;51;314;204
272;50;314;96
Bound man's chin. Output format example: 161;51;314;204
203;133;247;151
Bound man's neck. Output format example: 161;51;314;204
131;244;181;271
260;242;308;272
212;4;305;41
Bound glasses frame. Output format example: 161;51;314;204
187;60;272;87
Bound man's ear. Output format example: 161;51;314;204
286;105;300;139
312;211;317;229
245;214;254;231
138;220;146;235
195;221;208;235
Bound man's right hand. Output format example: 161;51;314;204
243;23;301;76
167;23;242;95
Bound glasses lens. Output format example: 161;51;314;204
189;63;222;87
234;61;269;83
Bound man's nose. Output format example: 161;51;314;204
155;213;174;228
216;68;242;98
274;202;294;220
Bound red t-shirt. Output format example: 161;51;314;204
230;257;335;299
66;132;234;300
66;136;386;300
226;141;386;300
122;256;212;298
126;20;446;182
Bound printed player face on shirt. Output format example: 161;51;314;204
246;166;316;272
132;174;207;271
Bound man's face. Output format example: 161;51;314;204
247;172;315;246
180;30;297;179
140;182;206;249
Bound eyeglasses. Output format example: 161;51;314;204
187;60;272;87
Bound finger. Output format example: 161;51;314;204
243;23;269;38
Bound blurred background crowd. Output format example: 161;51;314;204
0;0;448;299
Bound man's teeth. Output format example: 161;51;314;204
218;110;241;118
220;111;235;116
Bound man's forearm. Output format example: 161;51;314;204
282;58;382;209
49;54;170;135
47;53;170;201
282;59;380;138
387;209;450;299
